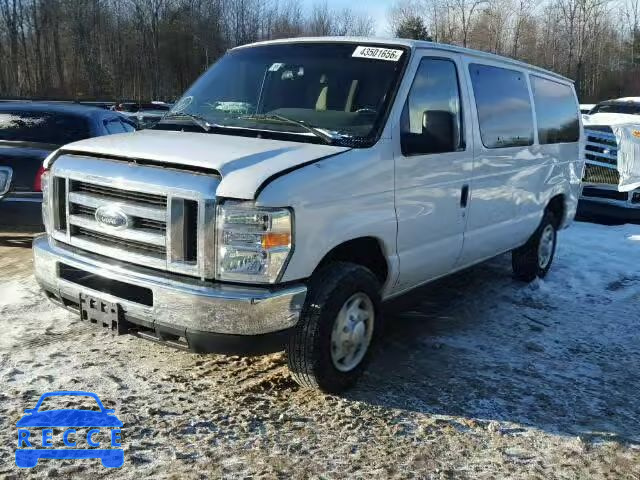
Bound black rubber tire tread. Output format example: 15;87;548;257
512;210;557;282
286;261;381;393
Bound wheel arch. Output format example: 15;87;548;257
313;236;390;288
546;193;566;228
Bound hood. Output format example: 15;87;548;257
16;409;123;427
583;112;640;127
58;129;350;199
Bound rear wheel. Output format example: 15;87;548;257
286;262;381;393
512;211;558;282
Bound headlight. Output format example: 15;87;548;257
216;201;292;283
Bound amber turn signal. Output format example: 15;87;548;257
261;232;291;249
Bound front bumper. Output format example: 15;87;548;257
33;235;307;353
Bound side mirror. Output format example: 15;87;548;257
24;408;36;414
421;110;455;153
104;409;116;414
0;166;12;200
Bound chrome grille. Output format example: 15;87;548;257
49;154;218;279
585;127;618;167
67;179;167;260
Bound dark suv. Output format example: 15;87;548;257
0;102;136;230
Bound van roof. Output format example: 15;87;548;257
233;37;572;83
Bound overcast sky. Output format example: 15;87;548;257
304;0;392;36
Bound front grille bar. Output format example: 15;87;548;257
68;191;165;221
69;214;166;246
74;181;167;206
75;227;166;256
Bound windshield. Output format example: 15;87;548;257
590;103;640;115
159;43;408;146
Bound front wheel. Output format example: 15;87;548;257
512;211;558;282
286;262;381;393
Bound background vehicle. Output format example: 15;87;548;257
33;38;583;393
580;103;595;115
0;102;136;230
580;97;640;221
113;101;171;129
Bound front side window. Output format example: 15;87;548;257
160;43;408;147
0;110;91;145
401;58;463;156
469;64;534;149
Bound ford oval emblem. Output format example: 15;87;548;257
95;205;130;230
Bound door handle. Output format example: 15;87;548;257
460;184;469;208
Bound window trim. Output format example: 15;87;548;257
468;62;535;150
400;56;466;157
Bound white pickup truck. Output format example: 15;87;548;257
34;38;583;392
580;97;640;221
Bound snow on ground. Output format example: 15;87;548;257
0;222;639;479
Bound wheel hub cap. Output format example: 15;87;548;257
538;224;555;269
330;292;375;372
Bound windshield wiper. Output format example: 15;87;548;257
239;113;340;145
159;112;213;132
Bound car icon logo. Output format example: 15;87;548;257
95;205;130;230
16;391;124;468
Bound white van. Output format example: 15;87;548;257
34;38;584;392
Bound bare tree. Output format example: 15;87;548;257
450;0;488;47
1;0;639;103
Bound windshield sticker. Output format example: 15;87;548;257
212;101;252;114
269;63;285;72
352;46;403;62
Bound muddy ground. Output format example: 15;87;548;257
0;225;639;479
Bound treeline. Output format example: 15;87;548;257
0;0;374;100
1;0;639;103
390;0;640;101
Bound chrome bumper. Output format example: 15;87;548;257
33;235;307;336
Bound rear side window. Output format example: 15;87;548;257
0;110;91;145
469;64;534;149
530;76;580;144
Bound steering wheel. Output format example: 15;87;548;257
355;108;377;115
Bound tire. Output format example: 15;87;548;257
512;210;558;282
286;262;382;393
